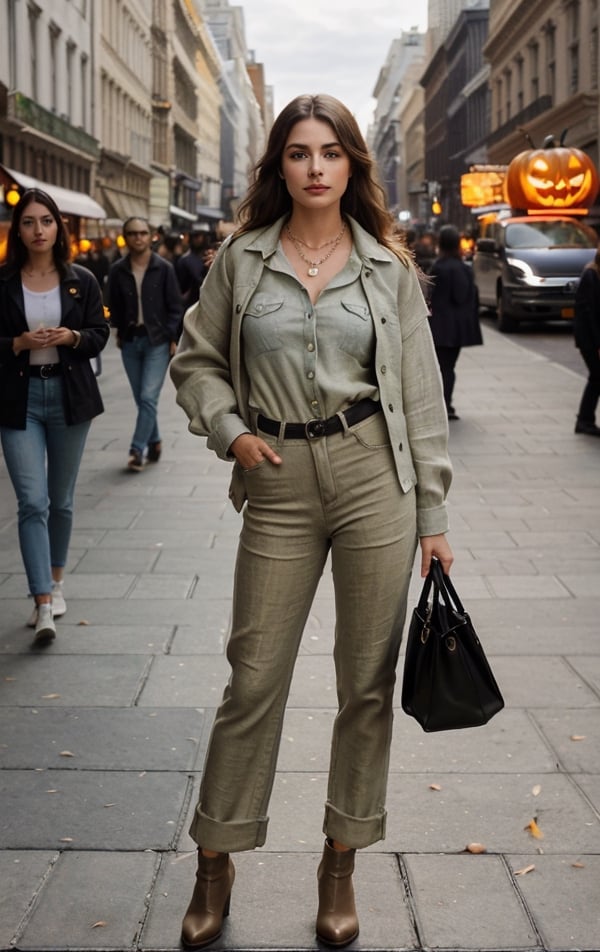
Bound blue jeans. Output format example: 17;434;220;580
1;377;91;596
120;336;171;454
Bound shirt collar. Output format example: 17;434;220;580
244;215;394;268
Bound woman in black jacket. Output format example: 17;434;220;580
0;189;108;643
574;249;600;436
428;225;483;420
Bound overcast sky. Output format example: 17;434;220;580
238;0;429;134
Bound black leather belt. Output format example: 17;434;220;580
258;398;381;440
29;364;62;379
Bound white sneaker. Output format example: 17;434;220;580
33;603;56;644
51;580;67;617
27;604;38;628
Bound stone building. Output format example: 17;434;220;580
484;0;599;170
0;0;106;247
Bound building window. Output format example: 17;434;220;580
544;21;556;102
515;55;524;113
495;78;502;127
28;3;41;100
66;42;76;121
49;24;60;113
80;55;88;128
504;68;512;121
528;41;539;100
8;0;17;89
567;1;580;94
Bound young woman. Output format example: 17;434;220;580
0;189;108;644
171;94;453;949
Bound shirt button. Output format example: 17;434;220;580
307;371;314;379
307;343;314;352
381;317;387;324
255;304;263;312
388;403;394;412
380;365;387;374
399;442;403;451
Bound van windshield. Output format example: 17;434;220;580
505;220;597;250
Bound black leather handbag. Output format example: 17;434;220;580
401;559;504;731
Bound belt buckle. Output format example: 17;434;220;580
305;418;325;440
40;365;52;379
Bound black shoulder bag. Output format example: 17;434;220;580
401;558;504;731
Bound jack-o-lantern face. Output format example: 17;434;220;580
506;145;599;211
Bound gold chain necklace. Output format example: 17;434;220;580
285;222;346;277
285;226;341;251
23;266;57;277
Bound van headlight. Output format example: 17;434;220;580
506;257;545;286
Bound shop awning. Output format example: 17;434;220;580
1;165;106;219
169;204;197;222
100;186;147;222
196;205;225;221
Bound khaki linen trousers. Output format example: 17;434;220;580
189;411;417;852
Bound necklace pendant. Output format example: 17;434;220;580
307;266;319;277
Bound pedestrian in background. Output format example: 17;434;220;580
176;223;212;306
0;189;108;644
428;223;483;420
171;92;453;950
573;248;600;436
106;216;183;471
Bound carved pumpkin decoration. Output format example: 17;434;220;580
506;132;599;211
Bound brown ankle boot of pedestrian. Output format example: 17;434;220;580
181;849;235;949
316;839;359;947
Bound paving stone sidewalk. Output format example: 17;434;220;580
1;328;599;952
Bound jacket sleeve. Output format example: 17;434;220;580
68;267;109;358
169;241;250;458
163;260;184;341
398;263;453;537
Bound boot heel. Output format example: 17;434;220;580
223;893;231;918
316;839;359;947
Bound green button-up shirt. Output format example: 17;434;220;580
171;216;452;537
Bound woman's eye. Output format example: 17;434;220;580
290;151;307;160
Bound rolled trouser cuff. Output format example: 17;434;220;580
189;807;268;853
323;800;386;849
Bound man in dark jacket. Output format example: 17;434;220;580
175;223;212;306
428;225;483;420
107;217;183;471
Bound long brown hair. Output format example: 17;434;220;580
236;94;410;264
6;188;71;276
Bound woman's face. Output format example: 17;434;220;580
18;201;58;255
280;117;352;212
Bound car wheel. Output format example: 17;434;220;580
497;288;519;333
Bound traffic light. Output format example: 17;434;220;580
431;197;442;216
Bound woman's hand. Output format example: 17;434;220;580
12;328;51;354
230;433;282;470
419;533;454;577
44;327;79;347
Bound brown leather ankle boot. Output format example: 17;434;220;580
316;839;359;947
181;849;235;949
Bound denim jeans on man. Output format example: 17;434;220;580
0;376;90;596
120;335;171;453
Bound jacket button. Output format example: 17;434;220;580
398;442;403;451
380;365;387;374
236;304;241;313
388;403;394;412
381;317;387;324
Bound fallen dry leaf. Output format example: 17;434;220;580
91;921;107;928
60;751;74;758
41;694;61;699
570;735;585;742
514;864;535;876
103;803;116;808
525;818;544;839
59;837;73;843
429;783;442;791
78;619;91;626
531;784;541;797
571;861;585;869
465;843;487;854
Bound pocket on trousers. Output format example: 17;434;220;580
348;412;391;450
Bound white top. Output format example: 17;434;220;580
24;285;61;365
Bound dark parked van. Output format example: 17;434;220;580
472;215;597;332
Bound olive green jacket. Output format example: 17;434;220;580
170;216;452;536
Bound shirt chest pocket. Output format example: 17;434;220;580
242;294;285;356
338;299;373;363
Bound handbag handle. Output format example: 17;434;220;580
429;558;466;616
